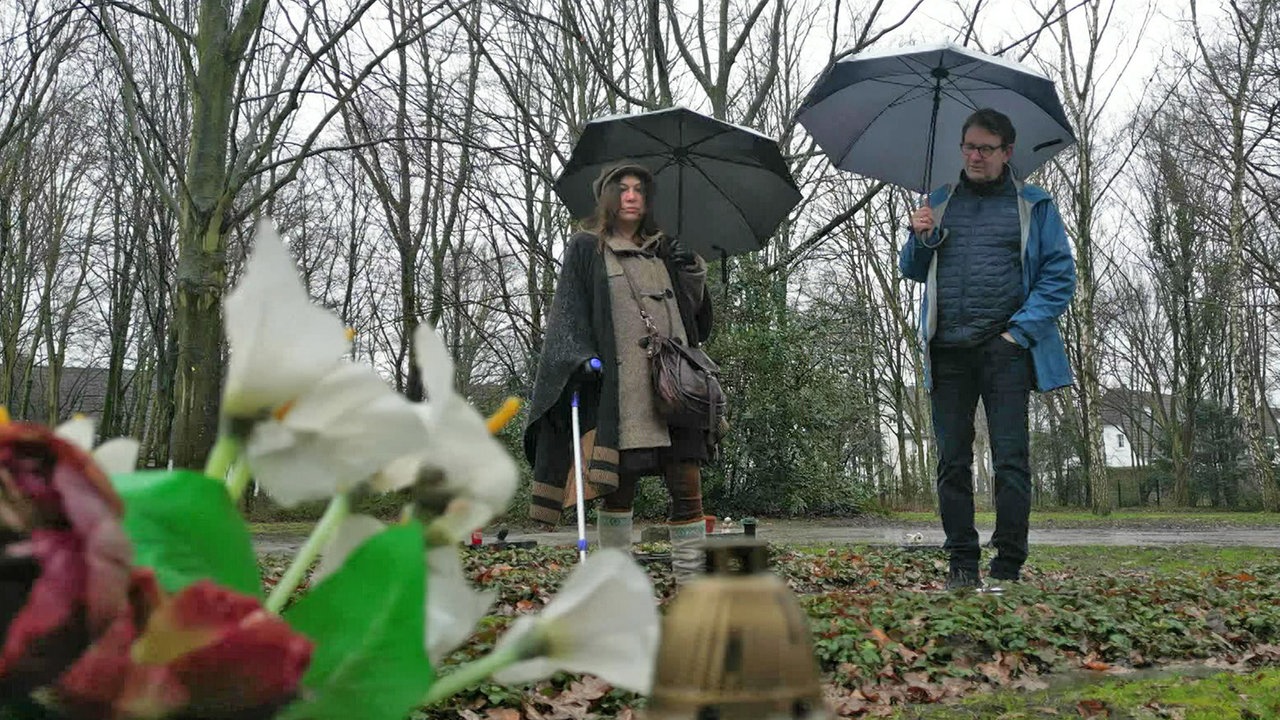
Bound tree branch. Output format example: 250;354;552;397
764;181;887;273
82;0;186;216
662;0;714;94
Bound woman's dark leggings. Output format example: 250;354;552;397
601;460;704;522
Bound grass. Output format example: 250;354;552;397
894;667;1280;718
885;508;1280;529
248;521;315;535
1030;545;1280;575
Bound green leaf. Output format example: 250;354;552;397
280;522;433;720
112;470;261;597
0;695;59;720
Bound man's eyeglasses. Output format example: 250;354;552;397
960;143;1006;158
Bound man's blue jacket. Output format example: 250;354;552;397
899;177;1077;392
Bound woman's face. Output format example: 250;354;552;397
615;174;647;224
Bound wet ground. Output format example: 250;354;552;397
500;518;1280;548
251;517;1280;554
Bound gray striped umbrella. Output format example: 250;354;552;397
796;41;1076;193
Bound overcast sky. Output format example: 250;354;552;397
859;0;1198;134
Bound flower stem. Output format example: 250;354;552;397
419;632;539;707
485;397;522;434
265;493;350;613
226;460;254;503
204;433;241;481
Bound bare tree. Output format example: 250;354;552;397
0;0;84;412
86;0;453;465
1190;0;1280;511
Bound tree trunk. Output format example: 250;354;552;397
170;0;264;466
1193;0;1280;511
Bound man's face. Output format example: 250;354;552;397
960;126;1012;183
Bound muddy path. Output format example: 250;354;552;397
252;517;1280;554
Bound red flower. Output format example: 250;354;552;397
0;422;133;694
1;422;311;718
56;580;313;719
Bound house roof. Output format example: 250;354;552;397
2;361;137;424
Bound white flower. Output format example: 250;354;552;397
491;549;659;694
371;324;518;541
222;218;351;422
315;515;494;663
424;545;495;663
245;363;426;507
55;415;140;476
312;514;388;583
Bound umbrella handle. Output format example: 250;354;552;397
915;193;946;249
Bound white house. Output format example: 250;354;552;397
1101;422;1135;468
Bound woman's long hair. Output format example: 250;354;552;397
581;170;662;241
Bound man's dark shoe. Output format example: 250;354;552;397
988;566;1022;583
983;566;1021;594
946;568;981;591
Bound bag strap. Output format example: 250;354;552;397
611;244;721;434
610;245;662;341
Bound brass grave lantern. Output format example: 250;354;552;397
645;539;832;720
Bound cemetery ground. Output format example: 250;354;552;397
254;511;1280;719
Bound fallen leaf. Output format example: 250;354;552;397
824;687;870;717
903;680;944;703
1076;698;1109;718
895;645;921;663
836;662;863;680
1143;700;1187;719
869;627;891;647
1011;677;1050;692
977;660;1013;684
567;676;611;702
1243;644;1280;665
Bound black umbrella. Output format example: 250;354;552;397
555;107;801;259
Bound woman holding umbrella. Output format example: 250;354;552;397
523;161;717;587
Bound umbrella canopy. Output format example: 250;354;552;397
795;41;1075;194
555;106;801;259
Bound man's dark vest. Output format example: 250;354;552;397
932;172;1023;347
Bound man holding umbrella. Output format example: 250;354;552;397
900;108;1076;590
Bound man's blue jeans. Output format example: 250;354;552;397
930;334;1033;579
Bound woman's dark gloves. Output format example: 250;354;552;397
663;236;700;267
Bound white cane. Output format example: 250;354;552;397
570;357;602;563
